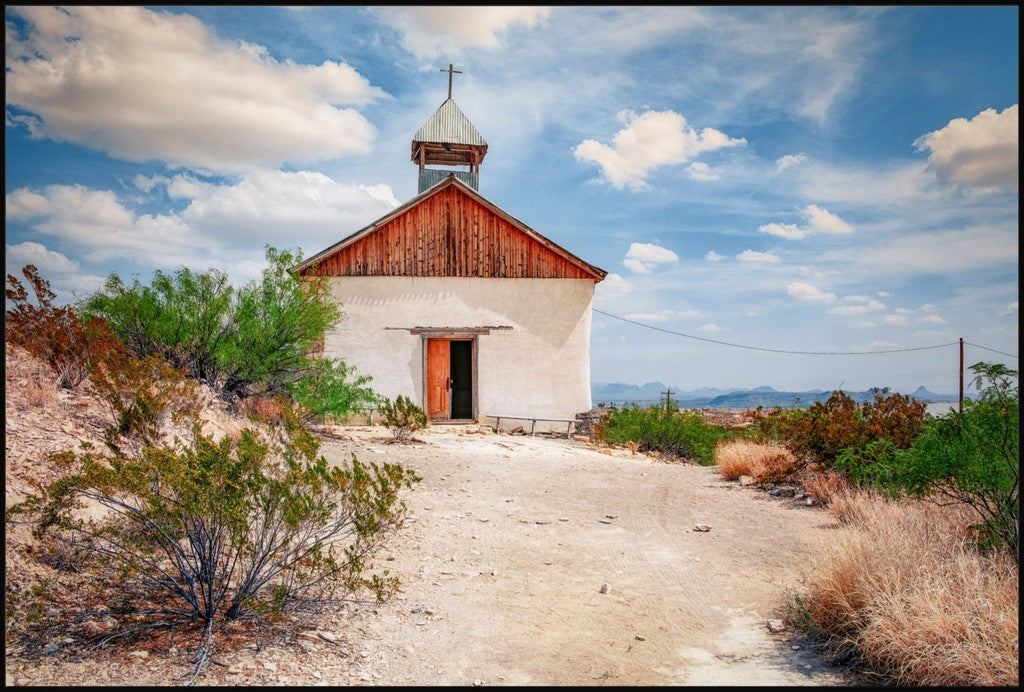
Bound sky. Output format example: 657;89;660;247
5;5;1019;396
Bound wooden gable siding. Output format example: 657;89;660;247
306;186;596;279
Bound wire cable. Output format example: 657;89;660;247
593;308;965;356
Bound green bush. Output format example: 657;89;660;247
80;245;377;417
599;405;723;465
379;395;428;441
837;363;1018;558
288;357;379;424
9;408;421;630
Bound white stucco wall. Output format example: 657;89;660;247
322;276;595;430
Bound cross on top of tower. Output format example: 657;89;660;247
440;63;462;99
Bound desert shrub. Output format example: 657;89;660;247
749;388;928;469
715;439;799;483
790;486;1018;686
5;265;119;389
861;388;927;448
837;362;1018;558
235;393;293;424
599;405;723;465
9;408;421;634
87;347;198;455
379;395;428;441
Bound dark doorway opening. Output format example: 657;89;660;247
449;340;473;419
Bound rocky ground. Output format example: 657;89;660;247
5;344;862;686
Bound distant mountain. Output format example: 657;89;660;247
591;382;959;410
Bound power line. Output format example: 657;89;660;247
965;342;1019;359
593;308;1016;358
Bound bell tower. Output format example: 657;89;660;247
411;64;489;193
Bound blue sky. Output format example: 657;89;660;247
5;6;1018;395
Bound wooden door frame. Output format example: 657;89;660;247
420;332;479;422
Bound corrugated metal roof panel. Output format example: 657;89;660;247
413;98;487;146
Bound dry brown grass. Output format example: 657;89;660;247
801;464;852;505
715;439;799;484
796;486;1019;686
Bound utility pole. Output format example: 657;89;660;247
959;337;964;413
662;388;675;413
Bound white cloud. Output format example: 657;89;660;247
5;241;80;274
574;109;745;190
787;281;836;302
884;313;911;326
1002;302;1018;316
688;161;720;181
177;170;400;246
737;250;781;263
5;189;51;220
758;222;805;240
374;6;551;60
623;311;673;323
822;223;1018;276
759;204;851;239
622;242;679;274
827;297;886;315
705;251;725;262
776;153;808;171
5;173;400;286
696;323;721;333
5;6;384;173
803;204;852;234
686;162;719;181
595;272;632;299
914;104;1018;193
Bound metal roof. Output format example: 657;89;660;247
413;98;487;146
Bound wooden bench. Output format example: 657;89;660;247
487;414;577;439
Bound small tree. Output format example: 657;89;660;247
379;395;428;441
80;265;235;387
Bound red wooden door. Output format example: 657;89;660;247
426;339;450;418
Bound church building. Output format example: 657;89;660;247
297;67;606;431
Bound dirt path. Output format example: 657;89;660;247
5;421;861;686
304;425;856;686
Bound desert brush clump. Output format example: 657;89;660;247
7;406;421;640
747;387;928;471
378;395;428;441
789;486;1018;686
836;362;1018;559
598;405;724;465
715;439;799;484
5;264;120;389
